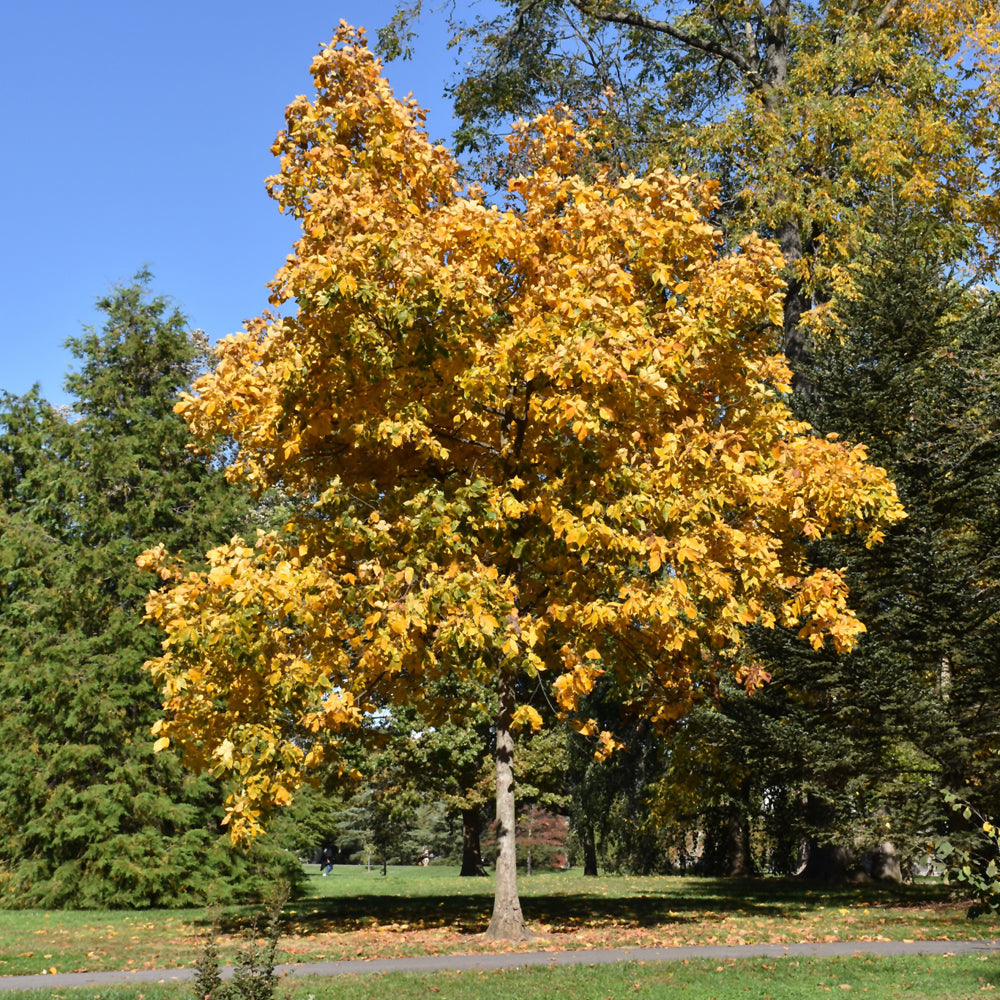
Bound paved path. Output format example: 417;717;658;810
1;939;998;992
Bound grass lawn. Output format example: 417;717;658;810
0;954;997;1000
0;865;996;987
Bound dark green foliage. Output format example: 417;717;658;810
562;680;676;877
319;676;569;875
0;270;299;907
623;216;1000;881
382;0;679;169
265;781;350;862
334;723;474;872
792;219;1000;842
325;675;497;874
355;769;423;875
693;217;1000;876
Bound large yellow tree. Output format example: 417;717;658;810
140;25;903;939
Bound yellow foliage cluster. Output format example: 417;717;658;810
684;0;1000;319
141;25;904;841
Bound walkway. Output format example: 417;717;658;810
1;939;998;992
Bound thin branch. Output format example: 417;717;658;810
431;426;503;457
569;0;768;91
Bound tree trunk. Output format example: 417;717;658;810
776;218;816;392
725;812;751;878
583;825;598;876
938;656;952;702
799;840;852;882
761;3;815;400
460;806;486;876
485;669;528;940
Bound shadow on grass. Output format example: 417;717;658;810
213;876;955;938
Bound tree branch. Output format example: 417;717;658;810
568;0;768;92
873;0;902;31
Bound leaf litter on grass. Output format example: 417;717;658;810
1;872;998;977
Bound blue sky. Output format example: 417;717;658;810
1;0;462;409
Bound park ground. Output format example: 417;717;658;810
0;866;997;998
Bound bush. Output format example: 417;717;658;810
935;791;1000;918
193;883;290;1000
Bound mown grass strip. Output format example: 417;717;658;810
0;954;998;1000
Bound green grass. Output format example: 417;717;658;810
0;954;997;1000
0;865;997;981
290;953;1000;1000
282;865;997;950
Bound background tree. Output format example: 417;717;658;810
516;806;569;874
413;718;494;876
652;214;1000;880
564;681;679;876
141;27;903;940
385;0;1000;367
788;215;1000;868
351;758;423;875
265;780;350;863
381;2;1000;875
374;677;497;876
0;272;297;907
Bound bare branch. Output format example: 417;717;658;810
568;0;768;92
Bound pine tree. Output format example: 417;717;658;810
797;219;1000;839
0;271;298;907
703;217;1000;876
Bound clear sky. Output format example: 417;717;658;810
1;0;461;409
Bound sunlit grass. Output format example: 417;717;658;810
0;954;998;1000
0;865;996;979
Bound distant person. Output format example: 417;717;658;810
320;845;334;876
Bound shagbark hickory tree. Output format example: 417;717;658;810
141;26;903;938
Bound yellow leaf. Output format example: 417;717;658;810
511;705;543;732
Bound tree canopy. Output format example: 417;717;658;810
384;0;1000;359
141;26;903;937
642;215;1000;880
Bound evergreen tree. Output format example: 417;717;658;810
694;218;1000;877
0;271;298;907
796;220;1000;844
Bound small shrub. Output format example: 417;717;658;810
192;883;290;1000
935;791;1000;919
